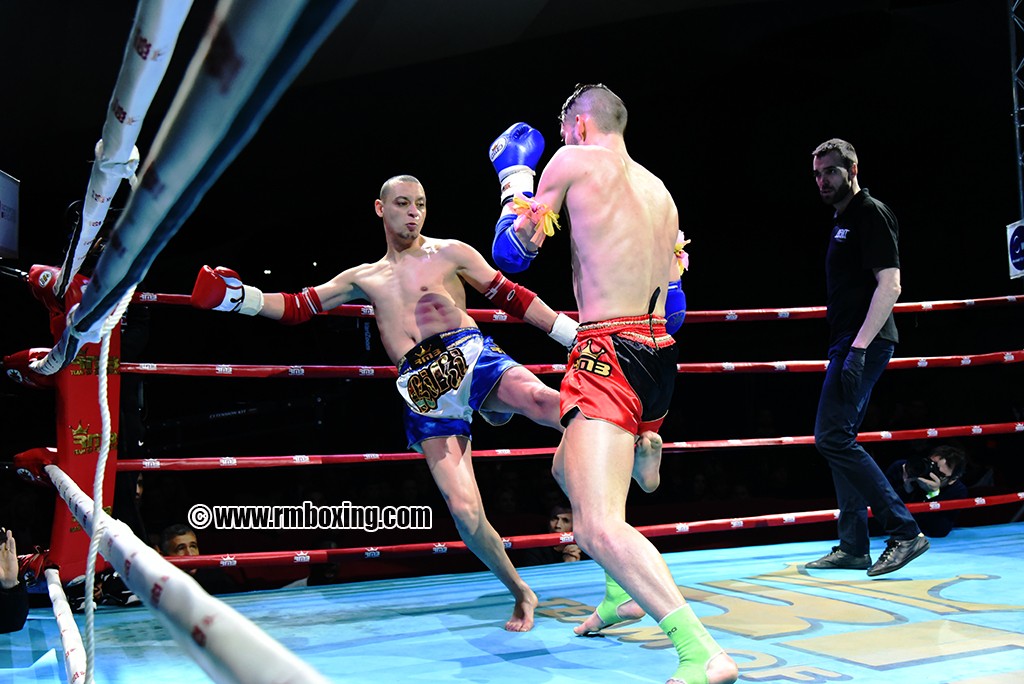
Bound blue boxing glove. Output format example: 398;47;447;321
665;279;687;335
493;212;536;273
489;122;544;206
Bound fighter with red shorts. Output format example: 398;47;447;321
560;315;678;437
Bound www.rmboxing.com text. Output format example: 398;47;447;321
187;501;433;532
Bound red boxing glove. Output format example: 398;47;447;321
13;447;57;486
483;271;537;320
27;264;89;341
3;348;56;389
191;265;264;315
18;550;52;585
27;264;62;311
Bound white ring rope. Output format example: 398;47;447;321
34;0;358;379
45;463;330;684
54;0;195;300
82;287;136;684
22;2;358;680
44;568;88;684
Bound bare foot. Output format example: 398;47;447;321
632;431;663;493
505;588;538;632
573;598;646;635
667;651;739;684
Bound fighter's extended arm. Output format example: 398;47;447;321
191;265;367;324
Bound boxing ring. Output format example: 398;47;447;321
5;525;1024;683
5;289;1024;683
2;1;1024;682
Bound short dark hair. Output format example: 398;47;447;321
931;444;967;480
812;138;858;170
160;523;196;554
549;502;573;517
559;83;627;134
379;174;422;201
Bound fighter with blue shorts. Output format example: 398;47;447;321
396;327;520;452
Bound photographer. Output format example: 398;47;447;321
884;444;968;538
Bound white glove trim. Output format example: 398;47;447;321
239;285;265;316
500;168;536;205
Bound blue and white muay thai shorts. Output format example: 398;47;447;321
396;327;519;452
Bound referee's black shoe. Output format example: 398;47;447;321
866;534;930;577
805;546;871;570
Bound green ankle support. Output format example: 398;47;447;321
659;604;723;684
594;573;632;625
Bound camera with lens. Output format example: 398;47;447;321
905;456;942;480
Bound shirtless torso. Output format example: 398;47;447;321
314;237;486;364
525;142;679;323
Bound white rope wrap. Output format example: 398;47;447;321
46;463;329;684
45;568;88;684
82;285;136;683
36;0;358;377
54;0;195;298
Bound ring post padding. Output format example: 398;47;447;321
47;327;121;582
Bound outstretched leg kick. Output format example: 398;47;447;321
423;434;538;632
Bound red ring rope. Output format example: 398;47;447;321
162;491;1024;569
58;289;1020;582
116;348;1023;379
116;421;1024;471
132;291;1022;323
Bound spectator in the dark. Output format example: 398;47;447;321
520;503;585;566
113;471;148;543
884;444;968;538
0;528;28;633
160;523;241;594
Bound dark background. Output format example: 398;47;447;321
1;0;1022;584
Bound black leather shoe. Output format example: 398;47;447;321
805;546;871;570
866;534;930;577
